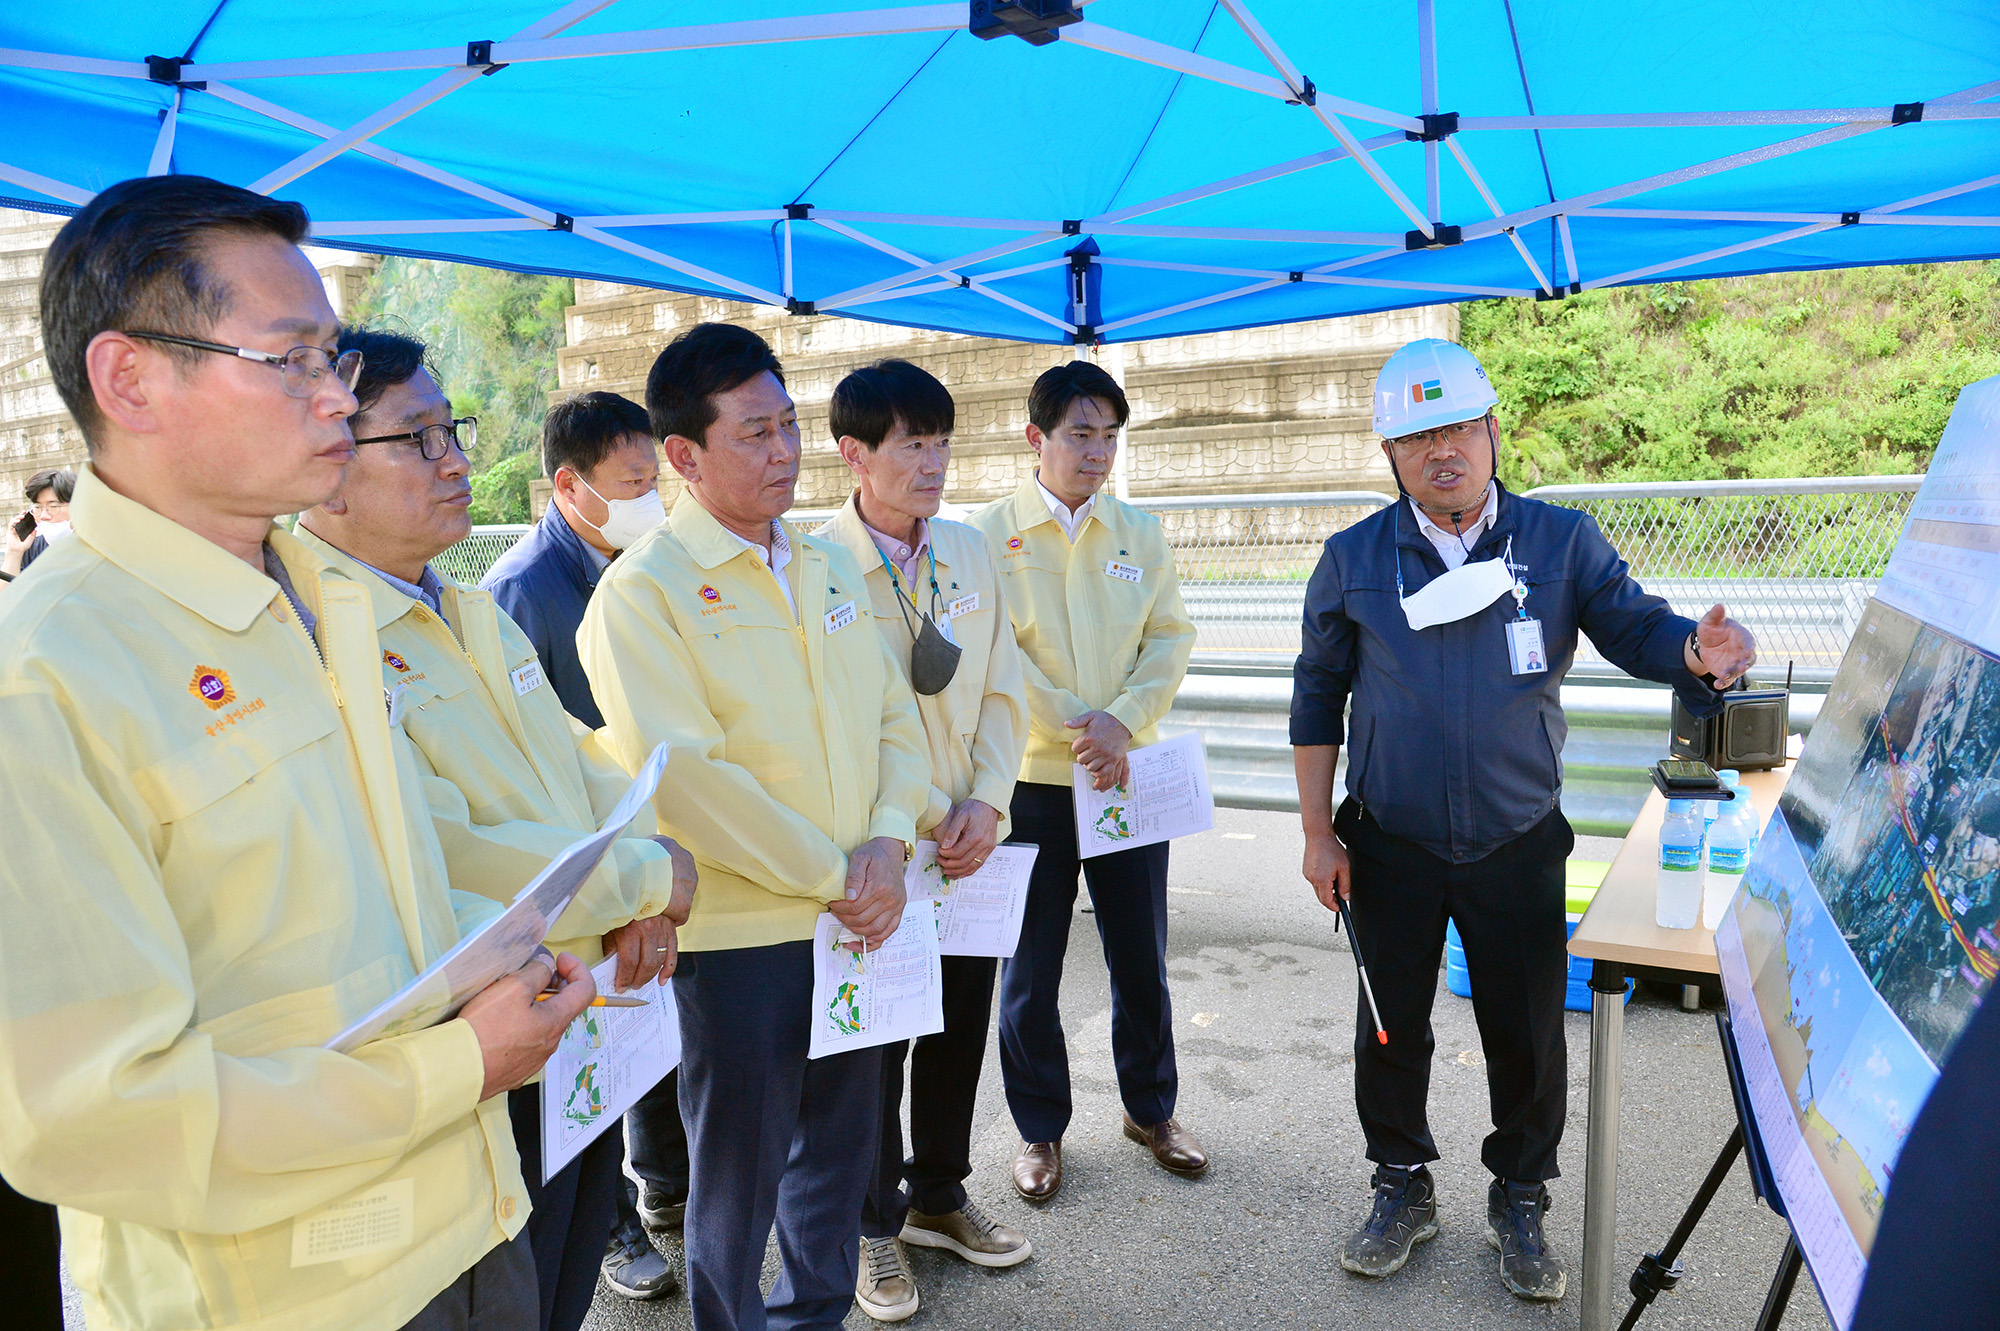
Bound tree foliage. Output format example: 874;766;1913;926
348;258;572;522
1460;260;2000;487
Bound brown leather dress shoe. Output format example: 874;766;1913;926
1123;1115;1210;1177
1013;1141;1062;1202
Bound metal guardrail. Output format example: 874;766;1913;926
440;477;1917;680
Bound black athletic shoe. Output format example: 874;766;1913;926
638;1184;687;1232
1341;1167;1439;1278
1486;1178;1567;1301
601;1234;678;1300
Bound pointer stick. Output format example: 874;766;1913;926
1336;896;1389;1045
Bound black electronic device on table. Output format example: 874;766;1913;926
1651;758;1734;803
1670;663;1793;772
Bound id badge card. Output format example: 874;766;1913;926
1506;618;1548;675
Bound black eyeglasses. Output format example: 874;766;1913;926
354;417;479;462
123;331;362;399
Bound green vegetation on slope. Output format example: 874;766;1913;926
348;258;572;523
1461;260;2000;488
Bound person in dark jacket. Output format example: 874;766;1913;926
1291;339;1757;1303
481;391;688;1301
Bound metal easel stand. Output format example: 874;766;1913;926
1616;1014;1804;1330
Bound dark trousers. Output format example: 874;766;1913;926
999;781;1177;1144
507;1086;626;1331
0;1172;62;1331
616;1067;687;1241
861;954;999;1237
1337;798;1572;1182
396;1231;539;1331
677;940;883;1331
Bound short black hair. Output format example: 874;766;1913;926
39;175;310;446
644;322;784;447
544;392;652;479
829;360;954;449
336;327;436;417
24;468;75;504
1027;360;1129;435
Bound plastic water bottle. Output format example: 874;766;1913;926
1728;772;1760;859
1657;799;1705;929
1703;796;1753;929
1704;771;1737;834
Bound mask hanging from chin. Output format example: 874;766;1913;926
1398;555;1516;631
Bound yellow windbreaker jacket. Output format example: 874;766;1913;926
0;468;525;1331
968;478;1197;786
295;530;677;964
816;495;1028;837
578;492;929;953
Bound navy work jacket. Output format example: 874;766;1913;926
480;502;607;728
1291;483;1723;863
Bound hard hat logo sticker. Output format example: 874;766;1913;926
1410;379;1444;404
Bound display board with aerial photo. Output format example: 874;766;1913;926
1716;374;2000;1330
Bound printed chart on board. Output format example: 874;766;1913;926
807;900;944;1059
905;840;1038;958
539;955;680;1183
1715;375;2000;1328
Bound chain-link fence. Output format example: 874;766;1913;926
438;476;1919;674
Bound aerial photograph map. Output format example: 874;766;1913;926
1715;376;2000;1329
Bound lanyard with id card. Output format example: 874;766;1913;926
1504;574;1547;675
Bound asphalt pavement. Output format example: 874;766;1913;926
578;808;1833;1331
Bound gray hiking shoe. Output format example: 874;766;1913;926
1486;1179;1567;1301
1341;1167;1438;1278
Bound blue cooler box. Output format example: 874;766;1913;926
1444;869;1633;1012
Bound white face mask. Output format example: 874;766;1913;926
1399;555;1516;631
575;477;666;550
36;520;73;544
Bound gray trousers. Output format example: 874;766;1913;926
397;1231;539;1331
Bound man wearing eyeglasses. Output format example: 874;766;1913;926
295;328;698;1331
1;467;76;584
1291;338;1758;1303
0;174;597;1331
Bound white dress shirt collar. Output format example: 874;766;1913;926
722;519;797;620
1035;472;1096;543
1410;484;1499;572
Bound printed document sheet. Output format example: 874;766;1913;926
1071;732;1215;858
906;840;1038;958
325;742;670;1054
807;899;943;1059
539;954;681;1183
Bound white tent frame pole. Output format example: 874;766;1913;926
309;219;546;235
815;231;1065;311
1096;254;1537;299
245;0;618;194
1306;272;1537;298
1090;135;1403;226
1458;105;2000;131
1217;0;1435;238
814;216;1075;333
1557;212;1581;287
175;5;966;81
961;256;1072;284
574;222;784;304
147;88;182;177
812;209;1058;230
1065;20;1422;131
0;158;92;206
1418;0;1440;222
1092;222;1403;244
1445;137;1554;294
579;210;789;226
1580;222;1834;290
0;48;146;78
839;280;961;306
782;217;795;300
1098;277;1291;335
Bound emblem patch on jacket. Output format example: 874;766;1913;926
699;585;722;603
383;650;412;673
189;665;236;711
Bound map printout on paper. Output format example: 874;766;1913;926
325;742;670;1054
807;900;944;1060
1071;732;1215;859
1716;375;2000;1328
905;840;1039;958
539;955;681;1183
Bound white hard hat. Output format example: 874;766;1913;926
1372;338;1499;440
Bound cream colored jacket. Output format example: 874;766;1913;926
579;492;929;953
296;529;677;964
0;467;524;1331
816;494;1028;837
969;478;1196;786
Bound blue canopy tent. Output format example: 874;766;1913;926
2;1;1998;344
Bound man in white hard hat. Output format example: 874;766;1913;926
1290;338;1756;1302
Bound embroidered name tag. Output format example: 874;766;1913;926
825;600;858;634
947;592;980;618
1104;560;1144;584
291;1177;416;1268
384;683;409;726
511;661;546;696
